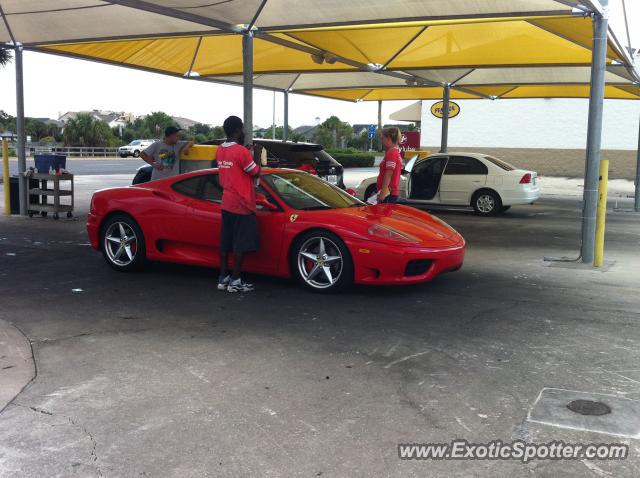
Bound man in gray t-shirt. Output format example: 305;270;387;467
141;126;193;181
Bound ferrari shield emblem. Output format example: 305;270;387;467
290;214;299;222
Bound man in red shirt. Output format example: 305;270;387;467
217;116;262;293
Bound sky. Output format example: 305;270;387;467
0;0;637;133
0;51;410;128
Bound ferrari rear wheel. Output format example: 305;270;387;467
292;230;353;292
101;214;146;271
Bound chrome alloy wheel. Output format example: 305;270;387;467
297;236;343;289
104;222;138;266
476;194;496;214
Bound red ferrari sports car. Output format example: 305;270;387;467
87;168;465;292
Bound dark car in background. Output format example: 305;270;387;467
132;139;345;187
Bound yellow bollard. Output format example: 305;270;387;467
2;138;10;216
593;159;609;268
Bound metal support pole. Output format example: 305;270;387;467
440;85;451;153
242;32;253;145
635;115;640;212
283;91;289;141
580;3;609;263
2;138;10;215
15;46;27;216
377;100;382;151
271;90;276;139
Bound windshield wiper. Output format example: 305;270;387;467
299;205;332;211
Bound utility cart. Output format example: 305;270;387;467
27;172;74;220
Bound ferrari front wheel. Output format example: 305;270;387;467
292;231;353;292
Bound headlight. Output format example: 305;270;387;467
368;224;419;243
429;214;453;230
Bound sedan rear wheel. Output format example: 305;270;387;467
292;231;353;292
364;185;378;202
472;190;501;216
101;214;146;271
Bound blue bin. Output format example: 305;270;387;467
34;154;66;173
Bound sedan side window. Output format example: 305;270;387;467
443;156;488;175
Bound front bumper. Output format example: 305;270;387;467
345;237;465;285
86;212;100;250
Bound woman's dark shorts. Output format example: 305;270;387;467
381;195;399;204
220;210;260;253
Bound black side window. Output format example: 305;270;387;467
415;157;447;174
201;174;223;202
444;156;488;175
172;177;202;197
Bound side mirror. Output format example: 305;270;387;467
256;193;278;211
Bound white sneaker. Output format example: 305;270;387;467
217;275;231;291
227;279;255;293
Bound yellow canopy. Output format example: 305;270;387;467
36;16;627;76
30;14;639;102
299;84;640;101
0;0;597;45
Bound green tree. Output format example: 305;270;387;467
313;116;353;148
190;123;211;136
0;47;11;67
117;127;136;144
347;131;370;151
313;128;336;148
263;125;295;140
63;113;114;147
142;112;177;138
25;119;52;141
0;110;15;132
209;126;225;140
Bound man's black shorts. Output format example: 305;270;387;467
220;210;259;253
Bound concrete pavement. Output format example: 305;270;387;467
0;320;35;413
0;178;639;477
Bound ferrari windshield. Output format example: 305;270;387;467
263;171;364;210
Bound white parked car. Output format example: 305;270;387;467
118;139;158;158
352;152;540;215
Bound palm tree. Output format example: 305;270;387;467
63;113;114;147
0;47;11;67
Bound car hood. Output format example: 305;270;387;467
306;204;463;247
